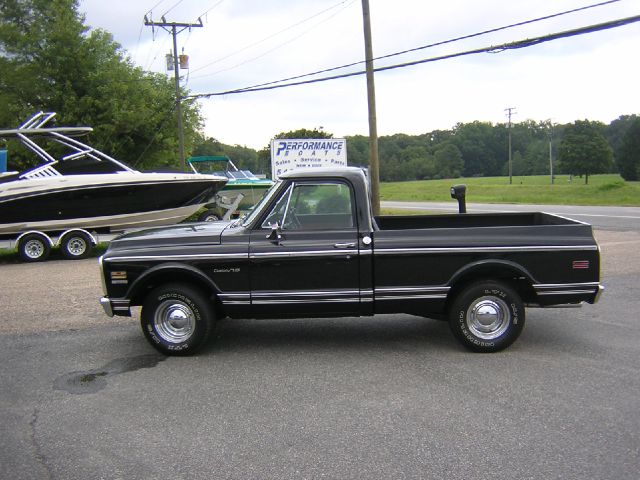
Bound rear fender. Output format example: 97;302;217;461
447;259;537;302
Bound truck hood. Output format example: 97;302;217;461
106;221;231;252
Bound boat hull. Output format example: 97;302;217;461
0;173;226;236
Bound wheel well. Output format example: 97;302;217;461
445;266;536;311
129;269;226;318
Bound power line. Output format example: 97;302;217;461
370;0;622;65
145;0;168;17
160;0;186;18
192;0;624;94
190;0;354;75
189;14;640;99
198;0;226;20
191;0;357;80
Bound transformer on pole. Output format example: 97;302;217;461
144;15;203;170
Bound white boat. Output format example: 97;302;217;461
0;112;227;260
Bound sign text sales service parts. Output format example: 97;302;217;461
270;138;347;179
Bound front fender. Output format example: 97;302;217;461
126;262;220;305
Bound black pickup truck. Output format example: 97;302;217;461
99;167;603;355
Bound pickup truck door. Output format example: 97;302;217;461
249;180;362;317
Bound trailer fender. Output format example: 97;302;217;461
56;229;97;248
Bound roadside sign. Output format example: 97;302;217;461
270;138;347;180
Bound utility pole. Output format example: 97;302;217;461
144;16;203;170
505;107;516;185
361;0;380;216
547;120;554;185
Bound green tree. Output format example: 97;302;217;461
606;115;638;169
616;117;640;181
192;135;261;173
0;0;201;171
451;121;501;177
434;142;463;178
345;135;369;167
558;120;613;184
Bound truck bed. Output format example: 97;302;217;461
374;212;582;230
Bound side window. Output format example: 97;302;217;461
261;185;292;228
261;182;355;230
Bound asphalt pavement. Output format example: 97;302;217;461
0;226;638;479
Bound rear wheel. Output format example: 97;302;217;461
448;280;525;353
18;233;51;262
141;284;215;356
60;231;93;260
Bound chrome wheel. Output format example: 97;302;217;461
153;300;196;344
449;281;525;352
67;237;88;256
24;239;46;259
466;296;511;340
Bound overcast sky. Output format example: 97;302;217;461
78;0;640;149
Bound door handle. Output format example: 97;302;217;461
334;243;356;249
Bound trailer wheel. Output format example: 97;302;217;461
198;210;220;222
18;233;51;262
60;231;93;260
141;284;215;356
448;280;525;353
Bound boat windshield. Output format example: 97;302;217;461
240;179;283;228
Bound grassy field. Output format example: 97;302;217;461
380;174;640;206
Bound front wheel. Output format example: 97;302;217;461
141;284;215;356
448;280;525;353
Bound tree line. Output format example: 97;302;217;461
343;116;640;184
2;1;639;183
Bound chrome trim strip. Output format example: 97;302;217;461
252;298;360;305
250;250;358;259
527;303;583;309
252;289;360;299
98;256;108;296
376;294;448;301
537;290;599;296
375;286;450;294
534;282;600;290
104;253;248;262
375;245;598;255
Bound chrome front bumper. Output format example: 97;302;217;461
100;297;131;317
